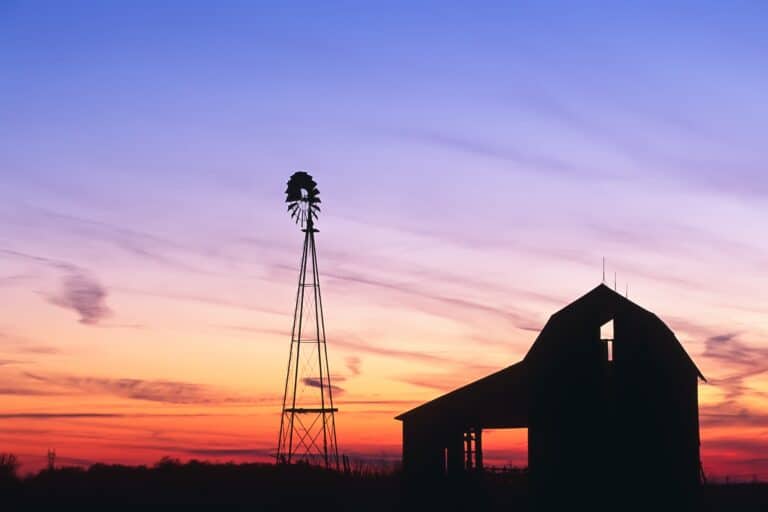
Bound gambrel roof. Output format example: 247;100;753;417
397;284;704;422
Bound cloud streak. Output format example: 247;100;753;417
701;333;768;402
0;412;225;419
22;372;261;405
396;366;499;392
32;208;225;277
0;274;31;287
0;387;65;396
0;412;124;419
325;269;539;331
184;447;272;457
345;356;361;377
381;126;600;178
332;336;455;365
301;377;346;395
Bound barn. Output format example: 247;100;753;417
396;284;705;507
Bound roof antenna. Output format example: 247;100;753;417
625;283;629;299
602;257;606;284
614;272;617;292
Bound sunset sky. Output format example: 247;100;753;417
1;2;767;479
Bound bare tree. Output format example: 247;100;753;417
0;453;20;479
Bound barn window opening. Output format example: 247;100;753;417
601;319;614;362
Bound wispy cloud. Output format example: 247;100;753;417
333;336;454;365
396;362;502;392
48;271;111;325
325;269;538;331
0;274;32;287
184;447;272;457
0;330;61;355
700;407;768;429
702;437;768;464
589;222;768;285
0;412;124;419
0;387;65;396
21;372;262;405
0;248;76;272
345;356;361;376
301;377;345;395
15;345;60;355
0;412;225;419
381;126;597;178
701;333;768;401
215;325;287;337
0;248;113;325
508;86;768;198
336;398;419;407
32;208;224;276
118;288;286;316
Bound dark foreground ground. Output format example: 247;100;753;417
1;459;767;510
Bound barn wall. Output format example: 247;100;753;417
528;311;701;508
402;419;445;476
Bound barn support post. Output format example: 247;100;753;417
447;433;464;475
463;427;483;471
476;428;483;470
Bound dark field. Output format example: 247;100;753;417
1;458;767;510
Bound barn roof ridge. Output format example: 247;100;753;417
539;283;705;380
396;283;705;422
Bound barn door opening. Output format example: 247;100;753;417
481;428;528;472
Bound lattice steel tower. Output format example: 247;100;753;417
276;171;339;469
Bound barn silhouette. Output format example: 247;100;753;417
396;284;704;508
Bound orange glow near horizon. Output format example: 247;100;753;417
1;190;767;481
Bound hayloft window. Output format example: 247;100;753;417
600;319;614;362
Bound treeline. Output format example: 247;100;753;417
1;455;397;508
0;454;526;509
1;453;766;510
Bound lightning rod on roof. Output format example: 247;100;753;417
602;257;606;283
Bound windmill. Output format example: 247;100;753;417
276;171;340;469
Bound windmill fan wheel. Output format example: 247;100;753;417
285;171;321;228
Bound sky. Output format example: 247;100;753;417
1;1;767;478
